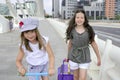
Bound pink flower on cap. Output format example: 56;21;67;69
19;21;24;28
19;17;39;32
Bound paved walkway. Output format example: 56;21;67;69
0;19;67;80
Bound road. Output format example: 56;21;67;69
93;26;120;47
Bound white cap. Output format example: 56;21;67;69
19;17;39;32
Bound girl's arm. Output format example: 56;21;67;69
91;41;101;66
67;39;72;59
16;48;26;76
46;42;55;76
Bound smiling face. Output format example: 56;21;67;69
75;12;85;26
23;29;37;43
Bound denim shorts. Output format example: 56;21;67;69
27;63;48;80
69;60;90;70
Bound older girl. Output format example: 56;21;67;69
66;9;101;80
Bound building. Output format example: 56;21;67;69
25;1;36;16
76;0;91;10
61;0;104;20
115;0;120;16
104;0;115;19
83;1;104;20
91;0;98;2
61;0;78;19
0;3;10;15
78;0;91;6
52;0;59;18
16;1;36;18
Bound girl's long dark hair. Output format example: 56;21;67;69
66;9;95;44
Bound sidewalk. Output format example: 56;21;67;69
0;30;21;80
0;19;67;80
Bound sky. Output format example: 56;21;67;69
0;0;56;15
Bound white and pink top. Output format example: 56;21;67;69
22;36;49;66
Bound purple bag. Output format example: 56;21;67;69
58;74;73;80
58;59;74;80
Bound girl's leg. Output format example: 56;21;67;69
41;76;49;80
73;69;79;80
79;69;87;80
69;60;80;80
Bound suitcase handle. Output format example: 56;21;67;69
61;58;71;74
63;58;69;62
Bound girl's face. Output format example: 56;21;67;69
75;12;85;26
23;30;37;43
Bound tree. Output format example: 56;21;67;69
115;14;120;20
5;16;13;20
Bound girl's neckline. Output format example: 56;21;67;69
29;41;38;46
74;27;86;35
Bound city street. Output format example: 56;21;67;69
93;26;120;47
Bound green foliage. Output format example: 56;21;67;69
4;16;13;20
45;15;52;18
115;14;120;20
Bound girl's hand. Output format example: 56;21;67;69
64;58;69;62
48;68;55;76
18;67;26;76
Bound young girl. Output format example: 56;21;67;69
16;17;55;80
66;9;101;80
